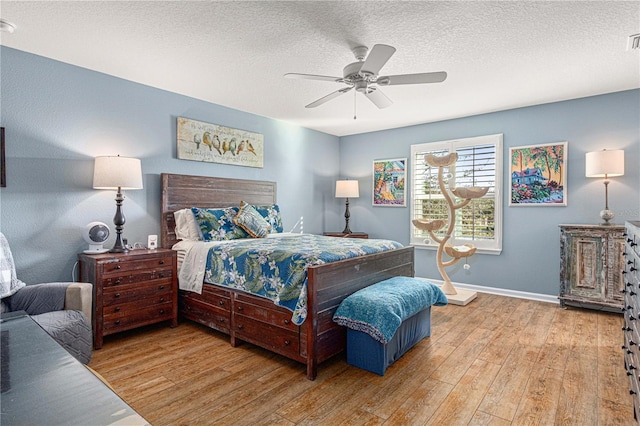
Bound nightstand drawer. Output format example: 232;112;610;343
102;269;173;287
100;255;173;276
103;302;174;333
103;280;174;306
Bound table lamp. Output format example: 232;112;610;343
93;156;143;252
585;149;624;225
335;180;359;234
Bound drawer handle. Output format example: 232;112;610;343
218;318;225;323
238;324;244;330
115;320;121;325
632;267;638;272
115;265;121;270
632;291;637;296
284;340;291;346
160;309;165;314
237;306;244;312
115;293;121;298
159;273;165;278
219;300;225;306
623;326;633;331
159;285;165;290
160;298;165;303
115;307;120;312
631;390;637;395
115;279;121;285
630;365;637;370
283;319;290;325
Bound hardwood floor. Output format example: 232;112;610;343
89;293;636;425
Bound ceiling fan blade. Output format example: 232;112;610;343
305;86;353;108
377;71;447;86
364;87;393;109
284;73;343;83
360;44;396;76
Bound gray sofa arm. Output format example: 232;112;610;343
64;282;92;322
9;282;69;315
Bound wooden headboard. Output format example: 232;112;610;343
160;173;277;248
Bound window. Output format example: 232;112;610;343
410;134;503;254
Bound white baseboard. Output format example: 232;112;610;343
416;276;560;305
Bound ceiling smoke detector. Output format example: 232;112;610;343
0;19;16;33
628;33;640;51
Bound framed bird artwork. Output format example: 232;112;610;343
176;117;264;168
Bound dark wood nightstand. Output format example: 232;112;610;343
322;232;369;239
78;248;178;349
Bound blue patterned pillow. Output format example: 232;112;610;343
255;204;284;233
233;202;271;238
191;207;248;241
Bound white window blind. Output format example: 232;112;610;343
410;134;503;254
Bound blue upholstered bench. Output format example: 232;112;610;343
333;276;448;376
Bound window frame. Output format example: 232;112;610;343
410;134;503;255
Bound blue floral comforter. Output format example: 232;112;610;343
203;234;403;325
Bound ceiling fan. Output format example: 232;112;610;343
284;44;447;111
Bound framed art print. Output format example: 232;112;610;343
373;158;406;207
509;141;567;206
177;117;264;168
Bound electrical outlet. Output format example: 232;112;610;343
148;235;158;249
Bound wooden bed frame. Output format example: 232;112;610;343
161;173;415;379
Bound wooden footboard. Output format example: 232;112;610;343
305;245;415;379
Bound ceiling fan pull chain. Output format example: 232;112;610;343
354;89;357;120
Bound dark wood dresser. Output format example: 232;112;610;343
78;248;178;349
622;221;640;423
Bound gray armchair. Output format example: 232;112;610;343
1;233;93;364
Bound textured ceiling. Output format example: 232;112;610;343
1;1;639;136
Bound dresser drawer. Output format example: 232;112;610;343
233;313;300;358
100;255;173;276
180;296;231;334
234;293;298;332
103;281;174;307
103;301;174;334
183;285;231;312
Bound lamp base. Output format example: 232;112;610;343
599;209;615;225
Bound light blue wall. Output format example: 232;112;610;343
2;46;638;297
0;47;340;284
338;89;640;296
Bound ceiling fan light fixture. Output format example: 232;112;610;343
286;43;447;112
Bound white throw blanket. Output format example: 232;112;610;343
0;232;26;299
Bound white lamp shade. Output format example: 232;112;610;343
585;150;625;178
335;180;359;198
93;156;143;190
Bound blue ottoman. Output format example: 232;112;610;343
334;276;447;376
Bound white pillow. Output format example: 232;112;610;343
174;208;202;241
